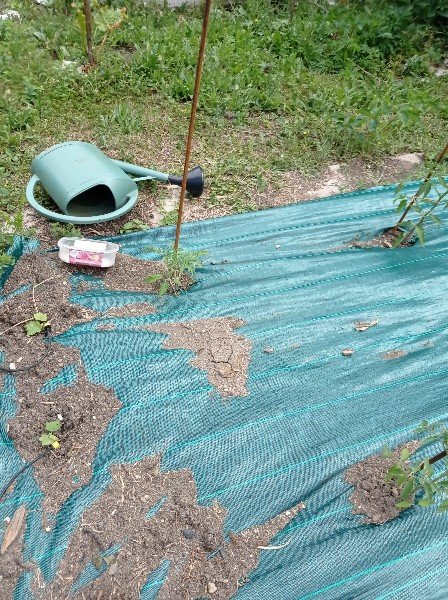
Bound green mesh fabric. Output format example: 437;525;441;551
2;179;448;599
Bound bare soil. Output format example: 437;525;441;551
346;227;415;249
0;506;34;598
344;442;420;524
0;252;156;517
31;456;303;599
150;318;252;398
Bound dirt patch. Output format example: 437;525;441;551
381;349;408;360
344;442;420;524
346;227;414;249
0;506;34;598
31;456;303;599
254;153;424;209
6;343;121;518
0;252;155;518
150;317;252;397
74;253;192;295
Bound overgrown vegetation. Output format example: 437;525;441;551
385;419;448;512
145;246;206;295
1;0;447;232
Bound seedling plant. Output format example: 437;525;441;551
385;420;448;512
39;420;62;450
392;142;448;246
145;247;206;295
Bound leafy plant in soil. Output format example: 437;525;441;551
38;420;62;450
384;420;448;512
145;246;207;295
25;312;50;337
390;141;448;247
119;218;150;234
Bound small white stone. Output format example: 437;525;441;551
4;517;11;523
45;526;51;532
57;414;63;421
274;244;281;249
208;582;217;594
0;10;21;20
9;363;16;371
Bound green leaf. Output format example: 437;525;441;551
400;448;410;461
92;555;103;570
158;281;169;296
437;500;448;512
437;177;448;190
400;479;414;500
45;420;61;433
414;224;425;246
25;320;42;336
396;501;413;509
417;180;432;199
33;312;48;323
429;214;443;225
382;446;393;458
144;274;163;284
39;433;57;446
418;498;434;507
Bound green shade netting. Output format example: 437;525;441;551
1;178;448;599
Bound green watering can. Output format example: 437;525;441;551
26;141;204;225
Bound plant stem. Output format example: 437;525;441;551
174;0;212;252
400;189;448;245
83;0;95;66
396;141;448;228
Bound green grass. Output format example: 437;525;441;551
1;0;447;223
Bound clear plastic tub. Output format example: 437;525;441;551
57;237;119;268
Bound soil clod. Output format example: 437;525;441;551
345;442;420;524
150;317;252;397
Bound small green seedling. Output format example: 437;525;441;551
119;219;150;234
145;247;206;296
39;420;61;450
384;419;448;512
25;313;50;336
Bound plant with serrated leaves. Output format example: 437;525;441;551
119;219;150;234
25;313;50;337
384;420;448;512
39;420;62;450
145;247;207;296
392;142;448;246
50;222;81;240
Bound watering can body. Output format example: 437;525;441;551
31;142;138;218
26;141;205;224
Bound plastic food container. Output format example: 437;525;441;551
57;237;119;267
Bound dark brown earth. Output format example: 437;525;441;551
346;227;414;249
344;442;420;524
0;506;34;599
0;252;155;517
30;456;303;599
150;318;252;398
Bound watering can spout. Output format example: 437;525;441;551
167;167;204;198
112;160;204;198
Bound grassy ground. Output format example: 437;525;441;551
0;0;447;238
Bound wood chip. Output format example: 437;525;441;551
1;505;26;555
354;320;379;332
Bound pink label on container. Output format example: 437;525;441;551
68;249;103;267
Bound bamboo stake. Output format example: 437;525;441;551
83;0;95;66
173;0;212;251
